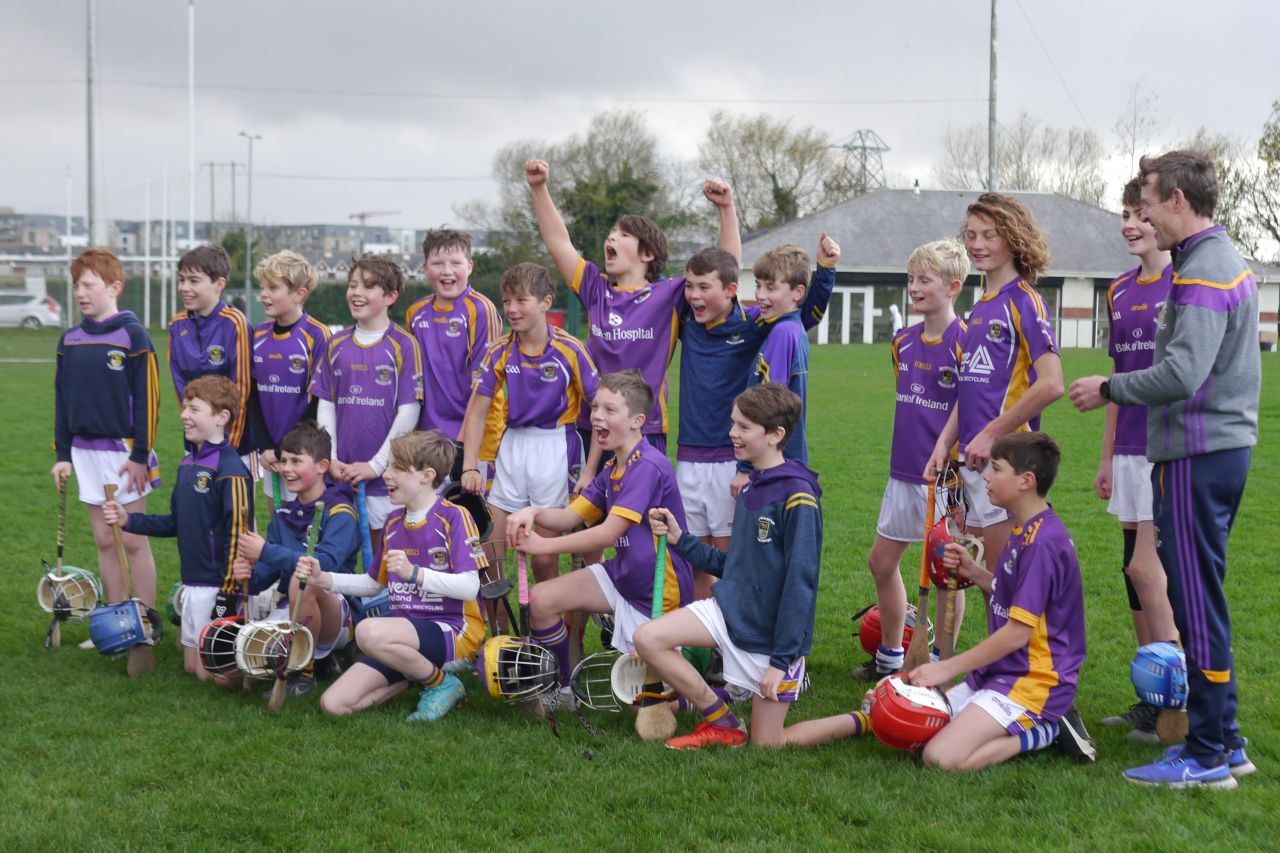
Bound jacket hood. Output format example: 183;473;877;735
82;310;140;333
744;459;821;510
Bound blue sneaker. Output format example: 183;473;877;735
405;673;465;723
1124;751;1237;789
1228;738;1256;779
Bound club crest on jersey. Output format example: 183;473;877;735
446;318;463;338
106;349;126;371
207;345;226;366
569;463;582;482
467;536;484;558
727;333;744;346
1156;302;1167;327
634;287;652;304
427;547;448;569
938;367;957;389
194;471;213;494
288;354;306;374
539;363;559;383
375;365;393;385
472;368;483;384
756;516;775;543
986;321;1005;343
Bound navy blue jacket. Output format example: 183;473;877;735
246;481;360;599
672;459;822;670
125;440;253;590
54;311;159;464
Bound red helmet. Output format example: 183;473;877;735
927;517;977;590
198;615;245;674
870;675;953;751
856;604;931;657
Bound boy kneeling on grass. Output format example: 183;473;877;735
908;432;1094;770
634;382;870;749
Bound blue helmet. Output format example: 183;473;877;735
1130;642;1188;709
89;599;163;656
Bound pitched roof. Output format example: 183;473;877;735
740;188;1137;279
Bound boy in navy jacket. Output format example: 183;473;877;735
636;383;869;749
105;375;253;681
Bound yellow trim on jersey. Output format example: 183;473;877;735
1202;668;1232;684
222;475;251;593
1008;605;1040;627
609;505;643;524
328;504;358;521
755;353;772;383
1001;300;1034;422
570;495;604;525
457;601;488;659
1172;269;1253;290
221;306;252;447
785;493;818;511
1006;612;1057;715
570;257;587;295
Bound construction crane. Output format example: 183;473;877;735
349;210;401;225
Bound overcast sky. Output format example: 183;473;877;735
2;0;1276;232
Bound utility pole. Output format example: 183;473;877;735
988;0;998;192
239;131;262;315
86;0;100;246
144;177;152;327
204;161;217;241
229;161;237;229
187;0;196;249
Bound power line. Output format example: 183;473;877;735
255;172;490;182
0;76;987;107
1012;1;1094;132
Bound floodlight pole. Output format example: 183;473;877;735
988;0;998;192
239;131;262;314
86;0;100;246
187;0;196;249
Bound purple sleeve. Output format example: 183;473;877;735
751;327;796;387
609;459;660;522
309;346;333;401
578;466;610;514
1106;288;1119;361
1007;542;1054;624
468;296;498;376
447;506;484;575
571;258;607;306
1016;289;1057;363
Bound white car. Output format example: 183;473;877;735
0;292;62;328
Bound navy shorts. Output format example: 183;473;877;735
356;617;448;686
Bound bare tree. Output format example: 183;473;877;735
1114;81;1161;177
1181;127;1259;257
697;111;845;232
1244;100;1280;258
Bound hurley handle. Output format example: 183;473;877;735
517;550;530;608
103;484;134;599
651;534;668;620
55;479;67;569
356;483;374;571
288;500;324;622
915;482;935;592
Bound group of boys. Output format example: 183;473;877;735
51;149;1259;786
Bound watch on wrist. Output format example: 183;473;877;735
1100;380;1111;401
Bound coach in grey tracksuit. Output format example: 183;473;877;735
1070;150;1260;784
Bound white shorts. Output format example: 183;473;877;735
268;596;352;660
586;563;651;654
685;598;805;703
875;478;938;542
1108;454;1155;523
960;464;1009;528
364;494;392;531
70;445;159;505
180;585;220;649
488;427;573;514
259;465;297;504
241;452;260;481
946;681;1041;736
676;461;736;538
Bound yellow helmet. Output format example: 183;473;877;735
475;635;558;702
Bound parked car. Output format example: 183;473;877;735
0;292;62;328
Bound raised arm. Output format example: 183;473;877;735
703;179;741;265
526;159;582;286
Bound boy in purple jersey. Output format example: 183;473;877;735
245;250;332;505
1071;151;1259;789
910;432;1093;770
637;383;871;749
526;160;742;466
404;228;502;480
851;239;968;682
305;431;487;722
459;263;598;583
1093;178;1179;741
505;370;693;691
51;248;161;639
743;235;840;466
925;194;1064;582
311;256;423;546
168;245;253;457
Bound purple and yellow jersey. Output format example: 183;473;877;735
250;313;331;447
406;287;502;439
889;318;965;483
474;324;598;430
1106;266;1171;457
569;441;693;616
375;498;487;644
748;311;810;464
168;302;252;448
967;507;1085;722
569;259;683;435
956;277;1057;451
308;324;422;497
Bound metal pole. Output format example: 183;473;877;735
229;161;237;229
240;132;261;314
208;163;216;242
144;177;152;328
65;169;74;329
187;0;196;248
161;163;169;321
987;0;998;192
86;0;99;246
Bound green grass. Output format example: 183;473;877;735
2;327;1276;849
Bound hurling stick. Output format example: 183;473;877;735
566;551;588;671
900;484;937;673
356;482;374;573
635;534;677;742
105;484;155;675
46;480;70;649
241;501;256;694
269;500;324;712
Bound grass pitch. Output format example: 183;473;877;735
1;328;1275;849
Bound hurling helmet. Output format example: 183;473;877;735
856;604;933;657
88;599;163;656
926;516;983;590
37;565;101;620
569;651;625;711
234;620;315;680
870;675;952;751
1131;642;1189;709
475;635;559;702
198;615;245;674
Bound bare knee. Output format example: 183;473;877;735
319;690;348;717
632;622;659;657
921;741;965;771
751;729;783;748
